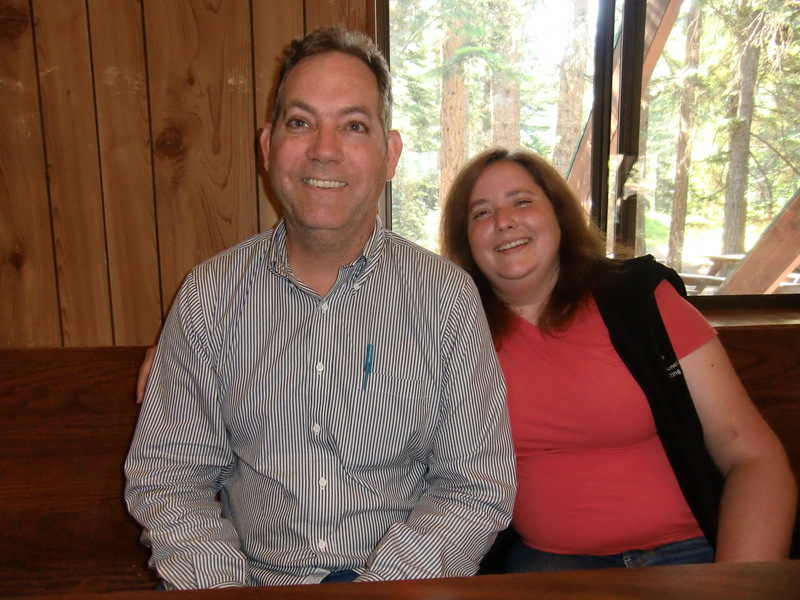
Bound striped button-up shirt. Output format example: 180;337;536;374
124;218;515;589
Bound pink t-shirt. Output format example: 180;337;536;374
498;281;716;555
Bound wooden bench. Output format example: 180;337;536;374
0;346;158;596
0;326;798;596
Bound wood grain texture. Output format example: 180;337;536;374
0;0;374;348
10;561;800;600
88;0;162;345
0;0;61;346
252;0;303;232
144;0;259;310
33;0;113;345
305;0;369;33
0;346;157;595
718;324;800;480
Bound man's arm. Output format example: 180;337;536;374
136;345;156;404
125;272;248;589
357;280;516;581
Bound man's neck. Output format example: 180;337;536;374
284;226;372;296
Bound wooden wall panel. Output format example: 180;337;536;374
33;0;113;346
252;1;303;232
144;0;259;311
306;0;369;33
88;0;161;345
0;0;61;347
0;0;372;348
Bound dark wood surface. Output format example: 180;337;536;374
716;324;800;481
0;321;797;597
0;346;158;595
14;561;800;600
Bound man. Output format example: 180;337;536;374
125;27;515;589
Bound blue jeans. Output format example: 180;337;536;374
321;570;360;583
504;536;714;573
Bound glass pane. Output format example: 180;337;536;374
389;0;600;252
618;0;800;295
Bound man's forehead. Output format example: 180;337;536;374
280;53;381;117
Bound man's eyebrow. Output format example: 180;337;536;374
283;100;373;119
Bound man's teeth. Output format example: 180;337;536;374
496;239;528;252
305;178;346;189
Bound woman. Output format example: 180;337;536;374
440;147;797;572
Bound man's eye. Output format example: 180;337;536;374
346;122;368;133
287;118;308;129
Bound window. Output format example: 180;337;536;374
385;0;800;296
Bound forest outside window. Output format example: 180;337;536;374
384;0;800;297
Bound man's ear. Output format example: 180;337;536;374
259;124;272;171
385;130;403;181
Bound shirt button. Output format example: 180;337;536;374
319;301;329;313
318;477;327;488
315;362;324;374
312;423;321;434
318;539;327;551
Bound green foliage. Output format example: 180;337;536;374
390;0;800;259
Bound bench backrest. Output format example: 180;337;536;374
0;326;797;596
0;347;157;596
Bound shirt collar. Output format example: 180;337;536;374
266;217;386;288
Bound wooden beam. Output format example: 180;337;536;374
718;191;800;294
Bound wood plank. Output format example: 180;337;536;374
9;557;800;600
0;0;61;346
717;325;800;481
719;191;800;294
88;0;162;345
33;0;113;345
305;0;369;32
143;0;258;312
0;346;157;595
252;0;303;232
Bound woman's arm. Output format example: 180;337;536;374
681;336;797;561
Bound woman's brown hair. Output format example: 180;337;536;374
440;147;613;342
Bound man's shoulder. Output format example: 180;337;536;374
382;230;470;281
194;231;274;273
182;231;275;294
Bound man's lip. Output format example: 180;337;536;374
303;178;347;189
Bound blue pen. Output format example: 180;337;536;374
362;344;375;391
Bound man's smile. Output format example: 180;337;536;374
303;178;347;189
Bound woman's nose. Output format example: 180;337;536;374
494;207;515;230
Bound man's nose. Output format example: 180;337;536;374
307;124;343;163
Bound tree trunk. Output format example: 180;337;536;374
723;10;762;255
490;0;521;149
439;24;466;203
552;0;590;175
667;2;702;270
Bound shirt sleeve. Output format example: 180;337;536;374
124;271;248;590
356;278;517;582
655;279;717;359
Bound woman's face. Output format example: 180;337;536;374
466;160;561;301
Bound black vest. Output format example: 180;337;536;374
594;255;724;547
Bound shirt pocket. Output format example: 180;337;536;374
337;371;437;471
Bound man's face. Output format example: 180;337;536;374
261;52;402;242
